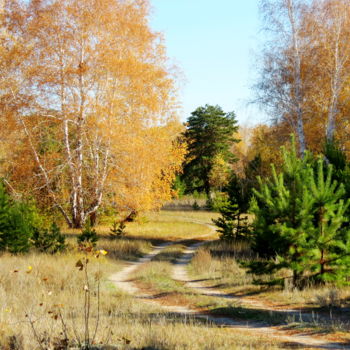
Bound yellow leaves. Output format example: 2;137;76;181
208;154;231;190
12;266;33;274
110;120;186;213
94;249;108;258
2;0;183;227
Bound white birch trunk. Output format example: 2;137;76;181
287;0;306;155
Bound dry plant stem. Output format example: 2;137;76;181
70;310;82;346
26;313;45;350
58;309;69;342
92;272;101;344
84;258;90;347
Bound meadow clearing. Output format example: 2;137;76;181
1;209;349;350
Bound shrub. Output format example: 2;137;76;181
0;183;40;253
109;220;126;238
213;203;250;242
32;222;66;253
207;192;229;211
213;174;251;242
77;223;99;247
192;201;200;211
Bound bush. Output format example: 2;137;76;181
213;203;250;242
110;220;126;238
213;174;251;242
192;201;200;211
32;222;66;253
77;223;99;247
0;183;39;253
207;192;229;211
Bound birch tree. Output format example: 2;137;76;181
306;0;350;142
256;0;350;152
256;0;309;154
3;0;183;228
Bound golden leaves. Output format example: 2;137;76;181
2;0;183;226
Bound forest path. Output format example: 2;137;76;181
109;222;349;350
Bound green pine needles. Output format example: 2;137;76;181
246;140;350;289
77;223;99;247
213;175;251;242
0;183;36;253
32;222;66;254
0;182;66;254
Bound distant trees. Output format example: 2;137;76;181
0;0;185;227
257;0;307;155
182;105;239;196
256;0;350;154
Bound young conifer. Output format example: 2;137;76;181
247;139;350;288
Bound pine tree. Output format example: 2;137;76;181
302;161;350;284
0;183;34;253
0;183;12;251
182;105;239;196
213;203;250;242
33;222;66;254
77;222;99;248
213;174;250;242
246;140;350;288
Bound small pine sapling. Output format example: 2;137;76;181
213;174;251;242
32;222;66;254
246;138;350;289
213;203;250;242
77;223;99;248
192;201;200;211
109;220;126;238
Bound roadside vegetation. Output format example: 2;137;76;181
0;211;286;350
2;0;350;349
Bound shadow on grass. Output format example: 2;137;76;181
115;310;350;349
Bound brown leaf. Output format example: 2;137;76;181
75;260;84;271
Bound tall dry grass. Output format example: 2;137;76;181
189;241;255;288
0;250;284;349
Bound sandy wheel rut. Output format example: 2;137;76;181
109;232;349;349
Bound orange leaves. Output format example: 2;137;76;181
2;0;183;226
110;120;186;213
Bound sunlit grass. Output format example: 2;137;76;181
0;248;283;349
188;241;350;320
65;210;219;241
5;209;348;348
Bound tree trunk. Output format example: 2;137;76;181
287;0;306;155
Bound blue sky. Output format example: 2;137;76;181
150;0;266;125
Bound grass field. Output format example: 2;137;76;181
65;210;219;242
0;210;288;349
1;209;349;349
189;241;350;311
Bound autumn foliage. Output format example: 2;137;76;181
0;0;185;227
256;0;350;157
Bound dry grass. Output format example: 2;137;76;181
0;251;121;349
188;241;350;313
163;194;208;210
5;209;349;348
0;210;286;349
189;241;255;289
0;250;284;349
65;210;218;242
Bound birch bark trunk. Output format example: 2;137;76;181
287;0;306;155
